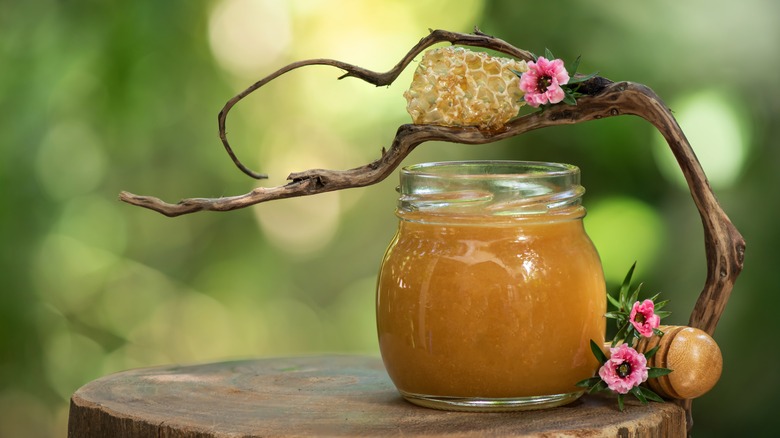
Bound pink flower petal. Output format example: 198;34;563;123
520;57;570;107
548;59;570;85
630;299;661;338
598;344;648;394
545;79;565;104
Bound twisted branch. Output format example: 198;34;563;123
216;28;535;179
120;28;744;334
119;31;745;428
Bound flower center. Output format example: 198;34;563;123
616;362;632;378
634;313;646;324
538;76;552;93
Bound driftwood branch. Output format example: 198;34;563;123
120;27;744;334
119;28;745;429
215;28;534;180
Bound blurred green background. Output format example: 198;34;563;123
2;0;777;436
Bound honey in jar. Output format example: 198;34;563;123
376;161;606;411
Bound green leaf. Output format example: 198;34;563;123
655;311;672;319
544;48;555;60
654;299;670;310
638;386;665;403
617;394;625;411
630;386;648;404
607;293;621;309
566;71;599;85
629;283;643;307
653;327;666;337
562;92;577;106
588;379;608;394
576;377;602;388
604;311;625;320
615;321;630;338
569;55;581;75
590;339;608;364
619;262;638;307
510;69;524;79
644;345;660;359
612;322;630;347
626;330;641;349
529;52;539;61
647;367;673;379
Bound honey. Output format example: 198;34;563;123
376;161;605;411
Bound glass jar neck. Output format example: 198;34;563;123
396;161;586;224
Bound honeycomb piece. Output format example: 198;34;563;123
404;46;528;130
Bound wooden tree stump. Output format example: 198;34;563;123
68;355;686;437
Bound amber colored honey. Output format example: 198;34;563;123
377;210;605;398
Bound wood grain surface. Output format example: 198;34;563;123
68;355;686;437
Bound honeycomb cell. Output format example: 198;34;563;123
404;47;528;130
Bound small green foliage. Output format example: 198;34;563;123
647;367;674;379
590;339;608;364
578;263;673;411
605;262;670;348
644;345;661;359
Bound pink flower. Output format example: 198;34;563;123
519;57;570;107
630;299;661;337
598;344;649;394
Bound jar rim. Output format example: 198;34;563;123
401;160;580;180
396;160;585;221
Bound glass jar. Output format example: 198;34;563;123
376;161;606;411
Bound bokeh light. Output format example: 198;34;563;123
254;192;343;256
35;121;107;201
4;0;779;436
584;196;666;285
652;89;750;190
208;0;292;78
